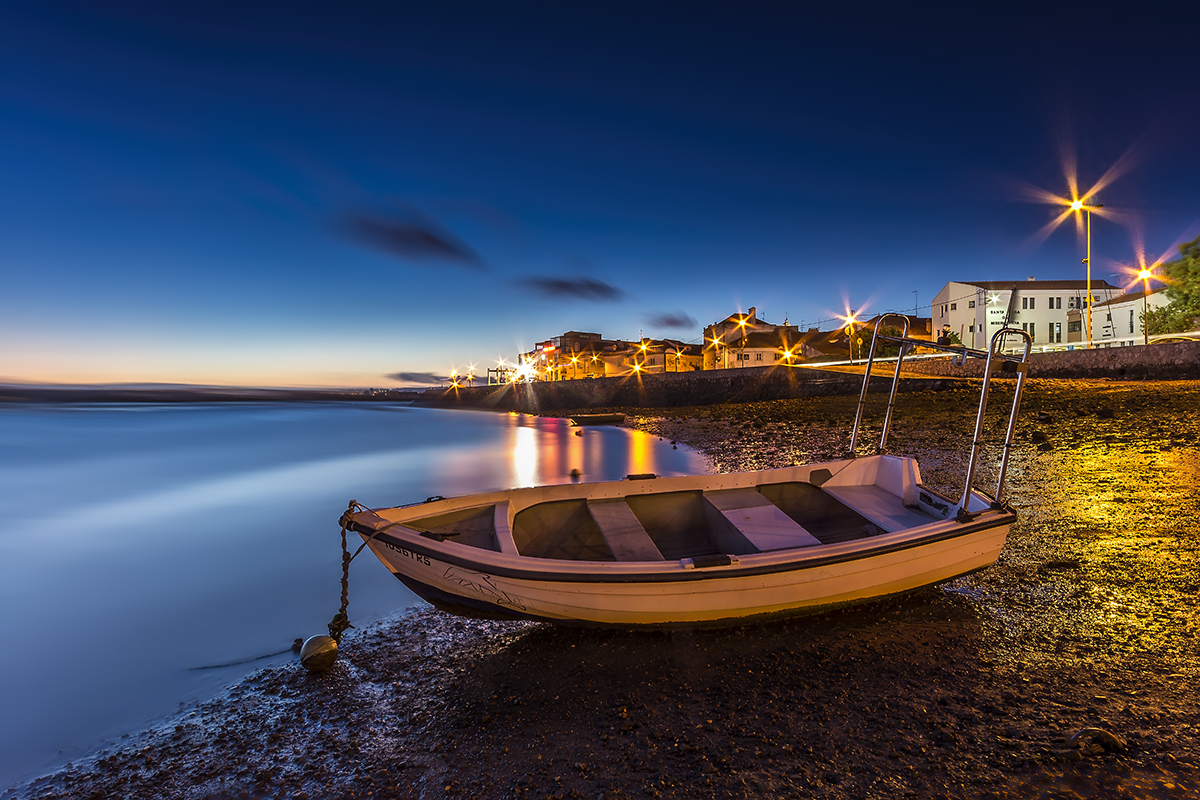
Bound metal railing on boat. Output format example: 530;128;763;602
849;315;1033;520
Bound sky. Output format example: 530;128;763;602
2;1;1198;387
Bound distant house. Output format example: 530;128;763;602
931;279;1122;350
815;315;934;361
703;306;804;368
602;339;703;377
1089;287;1170;345
521;331;613;381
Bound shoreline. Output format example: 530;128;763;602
10;380;1199;800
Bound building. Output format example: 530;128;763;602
931;279;1123;350
518;332;703;380
1088;287;1171;346
703;306;803;368
520;331;613;381
601;339;703;377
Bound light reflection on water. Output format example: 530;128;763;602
0;403;704;785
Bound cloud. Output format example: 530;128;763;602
518;276;624;301
342;210;483;270
644;310;697;330
386;371;445;385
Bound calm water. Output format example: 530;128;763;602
0;403;705;784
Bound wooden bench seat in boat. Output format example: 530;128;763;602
587;499;665;561
821;485;938;533
702;488;823;552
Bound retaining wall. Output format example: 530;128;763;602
418;367;950;413
899;339;1200;380
419;341;1199;413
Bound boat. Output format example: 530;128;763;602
568;413;626;426
342;319;1031;626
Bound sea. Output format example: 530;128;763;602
0;402;706;785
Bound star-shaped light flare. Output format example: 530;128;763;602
1016;139;1143;247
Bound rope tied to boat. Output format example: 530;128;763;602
329;499;376;644
328;499;417;645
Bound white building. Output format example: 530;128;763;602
931;279;1122;350
1088;287;1171;346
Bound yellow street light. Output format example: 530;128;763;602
840;310;860;363
1138;267;1152;345
1076;201;1104;347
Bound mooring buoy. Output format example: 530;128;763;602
299;634;338;672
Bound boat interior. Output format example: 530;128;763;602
399;477;942;563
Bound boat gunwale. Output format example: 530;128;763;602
361;509;1013;585
369;457;864;521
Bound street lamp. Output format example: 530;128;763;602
1138;268;1152;345
709;334;724;369
841;310;859;364
1071;199;1104;347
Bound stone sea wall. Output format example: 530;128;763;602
900;339;1200;380
419;367;947;413
421;340;1200;412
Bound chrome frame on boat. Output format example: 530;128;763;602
849;315;1032;521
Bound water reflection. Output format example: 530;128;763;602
0;404;705;785
513;424;538;487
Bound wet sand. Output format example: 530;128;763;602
11;380;1200;800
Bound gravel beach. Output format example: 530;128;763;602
11;379;1200;800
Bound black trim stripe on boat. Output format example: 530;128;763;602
355;512;1014;585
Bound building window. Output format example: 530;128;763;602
1021;297;1027;309
755;352;763;361
968;300;975;308
1068;320;1081;333
950;302;956;311
1055;322;1062;343
1029;297;1035;310
1023;322;1036;340
1055;297;1062;309
968;324;974;332
1130;310;1135;333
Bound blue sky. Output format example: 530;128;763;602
2;2;1197;386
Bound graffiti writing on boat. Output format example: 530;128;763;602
442;567;528;611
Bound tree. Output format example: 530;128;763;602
858;325;914;357
1151;234;1200;334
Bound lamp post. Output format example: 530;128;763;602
1072;200;1104;348
842;310;859;364
1138;268;1152;345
